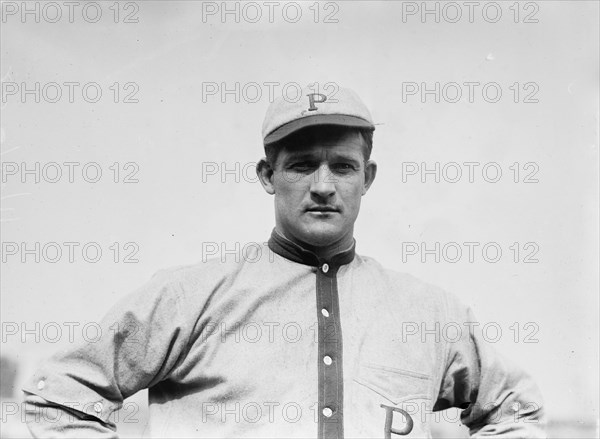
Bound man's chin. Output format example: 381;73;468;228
297;223;344;248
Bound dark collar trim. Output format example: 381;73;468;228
267;228;356;268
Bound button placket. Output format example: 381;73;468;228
316;264;344;438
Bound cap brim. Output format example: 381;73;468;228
264;114;374;145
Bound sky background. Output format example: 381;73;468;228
1;1;599;437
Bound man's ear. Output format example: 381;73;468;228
362;160;377;195
257;158;276;195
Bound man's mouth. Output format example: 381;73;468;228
307;206;339;213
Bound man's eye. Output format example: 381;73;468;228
289;162;315;171
331;163;355;172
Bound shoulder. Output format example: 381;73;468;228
145;254;247;299
353;253;468;314
142;242;277;300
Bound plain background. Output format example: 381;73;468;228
1;1;598;437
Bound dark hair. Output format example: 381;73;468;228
264;125;374;168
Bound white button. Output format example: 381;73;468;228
323;356;333;365
321;308;330;317
511;402;520;412
93;402;103;413
322;407;333;417
321;264;329;273
37;380;45;391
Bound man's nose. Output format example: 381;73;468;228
310;164;336;198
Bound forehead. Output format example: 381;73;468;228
278;128;366;160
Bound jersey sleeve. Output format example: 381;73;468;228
21;268;198;437
435;292;547;438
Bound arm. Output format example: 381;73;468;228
435;294;546;438
23;393;119;438
21;268;196;438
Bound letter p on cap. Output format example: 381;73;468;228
307;93;327;111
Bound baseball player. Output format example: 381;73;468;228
22;87;546;438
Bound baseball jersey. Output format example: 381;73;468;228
22;230;546;438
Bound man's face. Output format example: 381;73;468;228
259;129;377;249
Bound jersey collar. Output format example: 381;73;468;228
268;228;356;268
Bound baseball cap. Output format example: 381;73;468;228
262;86;375;145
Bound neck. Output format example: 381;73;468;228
268;228;356;268
273;227;354;260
